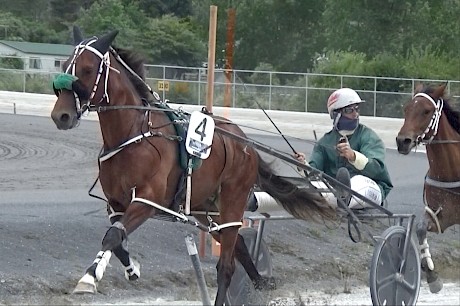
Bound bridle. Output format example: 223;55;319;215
57;37;116;118
55;37;162;119
414;92;444;145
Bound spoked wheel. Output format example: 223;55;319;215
225;227;272;305
370;225;421;306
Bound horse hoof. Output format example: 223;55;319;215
73;281;97;294
428;279;443;293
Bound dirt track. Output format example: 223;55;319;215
0;113;459;305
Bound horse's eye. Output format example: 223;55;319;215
424;109;430;115
82;67;93;75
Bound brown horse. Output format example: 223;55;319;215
396;83;460;294
50;27;336;305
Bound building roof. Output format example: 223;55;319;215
0;40;74;56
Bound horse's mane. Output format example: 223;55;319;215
112;46;153;102
423;85;460;133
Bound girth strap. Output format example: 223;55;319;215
425;176;460;189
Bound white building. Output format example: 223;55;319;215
0;40;73;72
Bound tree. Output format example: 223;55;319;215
0;0;50;22
75;0;205;66
130;0;193;18
191;0;326;72
75;0;148;47
141;15;206;66
321;0;460;59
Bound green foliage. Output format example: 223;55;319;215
141;15;206;66
76;0;147;48
25;74;54;94
402;46;460;80
249;63;280;86
133;0;193;18
0;57;24;69
1;0;459;101
0;70;24;91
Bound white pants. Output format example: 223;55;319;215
312;175;382;209
253;175;382;212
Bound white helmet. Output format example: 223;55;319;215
327;88;365;118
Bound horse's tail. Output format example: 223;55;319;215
257;157;337;222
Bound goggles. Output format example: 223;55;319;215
341;105;360;114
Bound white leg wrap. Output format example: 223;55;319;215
124;258;140;280
420;238;435;270
94;250;112;281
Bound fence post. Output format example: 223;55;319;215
269;71;272;110
305;74;308;112
374;77;377;117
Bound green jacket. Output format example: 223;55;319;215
309;124;393;199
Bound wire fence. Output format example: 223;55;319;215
0;56;459;118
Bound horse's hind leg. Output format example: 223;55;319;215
416;218;443;293
214;226;239;306
234;234;276;290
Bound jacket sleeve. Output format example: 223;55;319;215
309;142;325;171
356;128;388;180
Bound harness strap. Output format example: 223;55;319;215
99;131;155;162
423;188;442;234
131;191;188;222
425;176;460;189
131;188;242;233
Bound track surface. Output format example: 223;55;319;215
0;113;458;305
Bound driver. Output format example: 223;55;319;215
248;88;393;211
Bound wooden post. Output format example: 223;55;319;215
199;5;218;259
206;5;218;113
224;7;236;113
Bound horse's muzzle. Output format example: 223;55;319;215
396;135;414;155
51;109;79;130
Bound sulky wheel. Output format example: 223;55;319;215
370;225;421;306
225;227;273;305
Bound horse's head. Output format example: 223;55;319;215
396;83;447;154
51;26;119;130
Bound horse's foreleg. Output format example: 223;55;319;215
416;218;443;293
73;221;126;294
234;234;276;291
107;214;141;281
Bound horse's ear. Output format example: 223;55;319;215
73;26;84;45
92;30;119;54
414;83;424;94
433;82;447;99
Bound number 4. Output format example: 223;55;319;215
194;118;207;141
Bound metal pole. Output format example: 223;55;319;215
305;74;308;112
269;72;272;110
185;234;212;305
374;77;377;117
